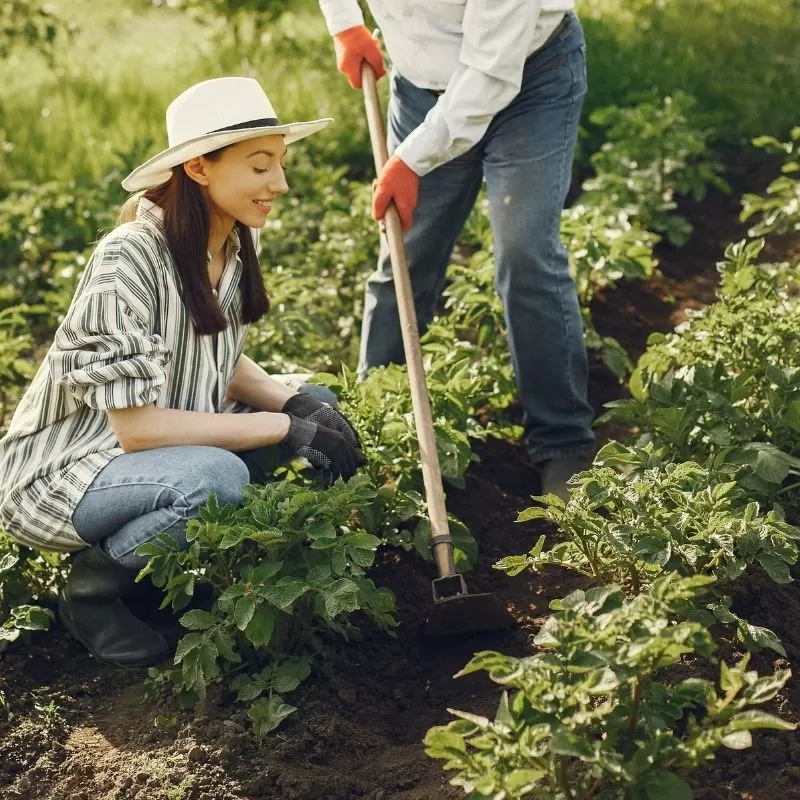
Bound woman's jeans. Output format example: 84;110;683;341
359;11;595;464
71;383;336;570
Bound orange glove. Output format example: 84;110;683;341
372;155;420;232
333;25;386;90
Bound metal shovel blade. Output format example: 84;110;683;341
424;574;516;637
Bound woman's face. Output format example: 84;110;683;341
194;134;289;229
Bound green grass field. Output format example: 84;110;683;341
0;0;798;191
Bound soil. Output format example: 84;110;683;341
2;167;800;800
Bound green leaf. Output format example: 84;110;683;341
10;605;55;632
517;506;549;522
179;609;217;631
757;553;793;584
781;400;800;433
0;553;18;572
174;632;203;665
213;629;240;663
271;658;312;694
639;771;693;800
721;730;753;749
549;730;595;760
261;577;310;611
234;595;257;631
746;444;793;484
739;621;787;657
504;769;546;791
729;710;796;731
244;604;276;648
244;603;277;647
423;726;468;759
218;583;246;612
496;554;531;577
634;536;672;567
322;578;360;619
248;695;297;739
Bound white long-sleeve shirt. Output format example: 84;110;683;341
319;0;575;175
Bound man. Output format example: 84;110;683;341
318;0;595;499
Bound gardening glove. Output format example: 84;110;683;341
333;25;386;90
281;392;361;449
280;414;364;483
373;154;420;232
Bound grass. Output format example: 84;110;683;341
0;0;370;189
0;0;797;192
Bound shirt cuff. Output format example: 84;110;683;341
319;0;365;36
394;127;456;177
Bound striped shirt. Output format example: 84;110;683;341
0;198;252;552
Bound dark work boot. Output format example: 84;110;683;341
537;456;593;502
59;545;171;668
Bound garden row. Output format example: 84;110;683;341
424;130;800;798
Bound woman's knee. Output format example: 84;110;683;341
175;446;250;510
299;382;339;408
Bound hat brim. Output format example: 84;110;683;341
121;117;333;192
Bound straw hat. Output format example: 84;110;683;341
122;76;332;192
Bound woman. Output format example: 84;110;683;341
0;77;364;668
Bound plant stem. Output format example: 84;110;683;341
557;760;575;800
624;677;644;760
580;776;601;799
776;480;800;496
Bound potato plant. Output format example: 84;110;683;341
601;239;800;508
137;475;396;733
425;575;794;800
499;441;798;654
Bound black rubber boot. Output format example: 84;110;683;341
59;545;171;668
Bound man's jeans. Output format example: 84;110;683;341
359;12;595;464
71;383;337;570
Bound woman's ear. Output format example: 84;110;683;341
183;157;209;186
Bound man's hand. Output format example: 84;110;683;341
372;155;420;232
333;25;385;90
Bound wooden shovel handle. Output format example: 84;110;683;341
360;62;456;579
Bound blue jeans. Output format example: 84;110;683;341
359;12;595;464
72;383;337;570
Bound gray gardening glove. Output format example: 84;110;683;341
280;414;363;483
281;392;361;449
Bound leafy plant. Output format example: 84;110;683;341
740;128;800;237
314;323;520;570
161;0;294;49
138;476;396;730
581;93;729;246
0;0;74;62
498;441;798;654
0;304;40;432
562;202;660;378
600;240;800;506
0;535;65;651
425;575;794;800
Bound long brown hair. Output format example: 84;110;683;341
116;150;269;335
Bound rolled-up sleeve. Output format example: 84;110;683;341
50;289;171;411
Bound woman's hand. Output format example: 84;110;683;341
280;414;364;483
281;392;361;448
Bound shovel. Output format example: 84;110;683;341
360;63;515;637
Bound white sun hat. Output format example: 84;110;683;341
121;76;332;192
